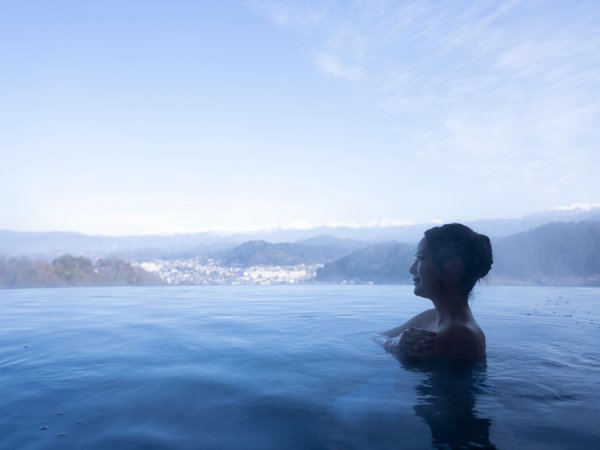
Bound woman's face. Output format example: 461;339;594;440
409;238;442;299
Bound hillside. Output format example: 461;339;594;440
0;255;164;289
492;221;600;284
316;242;415;283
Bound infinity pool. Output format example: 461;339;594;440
1;285;599;449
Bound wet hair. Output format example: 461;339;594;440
424;223;493;295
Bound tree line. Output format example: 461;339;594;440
0;255;163;289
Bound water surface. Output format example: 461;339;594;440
1;285;599;449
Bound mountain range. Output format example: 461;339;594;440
2;206;599;259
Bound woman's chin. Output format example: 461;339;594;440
413;286;428;298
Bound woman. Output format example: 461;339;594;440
382;223;493;360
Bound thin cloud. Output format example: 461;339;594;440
251;0;600;195
245;0;329;30
313;52;363;81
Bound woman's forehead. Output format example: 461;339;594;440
416;238;428;253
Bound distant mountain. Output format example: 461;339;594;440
213;238;363;267
316;221;600;286
316;242;415;283
298;235;368;250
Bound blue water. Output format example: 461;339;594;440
1;285;599;449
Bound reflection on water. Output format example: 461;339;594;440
403;359;496;449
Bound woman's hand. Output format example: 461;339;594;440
384;327;437;356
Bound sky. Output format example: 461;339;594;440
1;0;599;235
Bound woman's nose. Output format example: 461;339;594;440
409;261;416;275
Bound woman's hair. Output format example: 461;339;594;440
424;223;493;294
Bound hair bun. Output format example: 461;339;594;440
475;234;493;279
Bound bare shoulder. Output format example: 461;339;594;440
382;309;436;337
436;323;486;359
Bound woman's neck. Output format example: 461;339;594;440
431;291;472;327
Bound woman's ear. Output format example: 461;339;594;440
443;257;464;282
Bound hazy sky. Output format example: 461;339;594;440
2;0;599;235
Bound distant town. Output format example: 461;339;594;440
137;258;322;285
